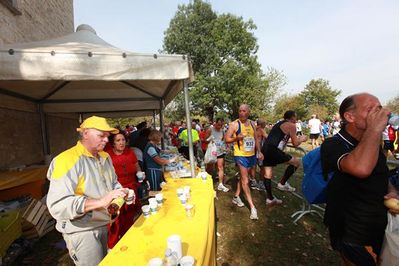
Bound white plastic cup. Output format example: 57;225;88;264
183;186;190;199
142;205;150;218
148;198;158;214
179;194;187;205
176;188;184;197
147;257;163;266
167;235;182;259
155;193;163;205
179;256;195;266
148;198;157;206
185;204;195;218
149;202;157;214
136;171;145;183
200;172;207;181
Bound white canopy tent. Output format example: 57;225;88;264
0;24;197;176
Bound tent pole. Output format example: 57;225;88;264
152;110;156;129
183;80;196;178
38;104;50;163
160;99;165;149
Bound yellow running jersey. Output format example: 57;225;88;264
233;119;256;157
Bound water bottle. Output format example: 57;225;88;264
388;113;399;127
107;197;125;218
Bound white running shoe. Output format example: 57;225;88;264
250;207;258;220
232;196;244;207
217;183;230;192
277;182;296;192
266;197;283;206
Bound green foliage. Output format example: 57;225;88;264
386;93;399;114
107;117;151;129
299;79;341;119
271;78;340;122
163;0;284;121
273;94;305;122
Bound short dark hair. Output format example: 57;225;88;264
108;132;127;147
215;117;224;123
284;110;296;120
339;95;356;126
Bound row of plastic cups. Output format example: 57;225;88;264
142;193;163;218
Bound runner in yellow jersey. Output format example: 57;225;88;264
225;104;263;220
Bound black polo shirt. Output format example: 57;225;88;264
320;129;389;248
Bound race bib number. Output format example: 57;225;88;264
243;137;255;152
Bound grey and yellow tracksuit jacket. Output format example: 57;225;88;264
46;141;122;234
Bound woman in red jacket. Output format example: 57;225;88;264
106;133;142;249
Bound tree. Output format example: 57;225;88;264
386;93;399;114
163;0;278;121
299;79;341;119
272;94;305;122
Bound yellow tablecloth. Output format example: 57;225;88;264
100;172;216;266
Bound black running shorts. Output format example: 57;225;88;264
261;144;292;167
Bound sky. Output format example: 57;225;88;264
74;0;399;105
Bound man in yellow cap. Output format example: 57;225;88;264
46;116;134;265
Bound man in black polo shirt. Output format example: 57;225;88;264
321;93;399;265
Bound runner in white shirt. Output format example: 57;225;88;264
308;114;322;149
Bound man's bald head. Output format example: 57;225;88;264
238;104;251;121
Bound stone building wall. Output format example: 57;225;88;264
0;0;74;45
0;0;76;169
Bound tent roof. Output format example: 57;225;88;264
0;24;193;117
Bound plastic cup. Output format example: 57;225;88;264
142;205;150;218
137;171;145;183
155;193;163;205
167;234;182;259
185;204;195;218
395;153;399;159
148;198;158;214
147;257;163;266
183;186;190;199
200;172;207;181
179;256;195;266
179;194;187;205
177;188;184;197
149;202;157;214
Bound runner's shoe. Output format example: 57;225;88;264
266;197;283;206
249;178;258;190
232;196;244;207
217;183;229;192
250;207;258;220
277;182;296;192
256;181;266;191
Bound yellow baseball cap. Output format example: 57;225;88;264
76;116;119;134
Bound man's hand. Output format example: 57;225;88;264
101;188;128;208
236;133;244;141
384;192;399;215
366;106;389;133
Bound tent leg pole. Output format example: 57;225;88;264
160;100;165;150
183;80;196;178
152;110;156;129
38;104;50;163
